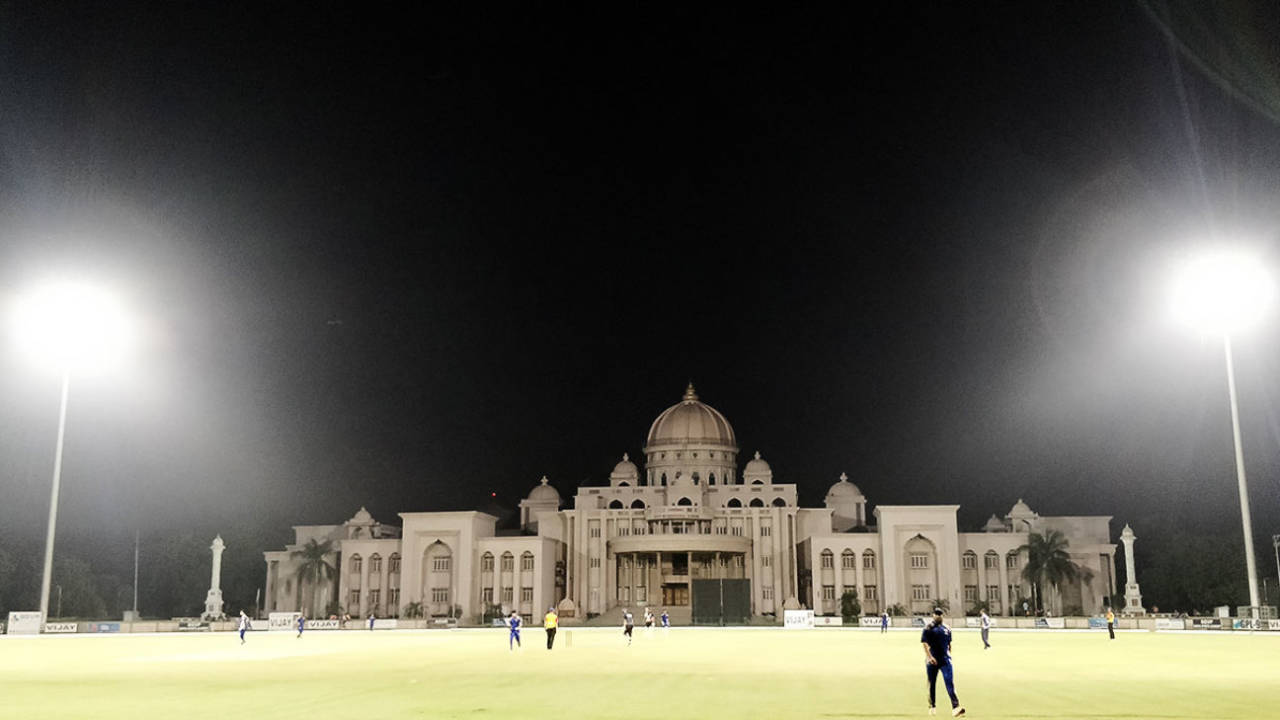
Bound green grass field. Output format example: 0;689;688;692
2;627;1276;719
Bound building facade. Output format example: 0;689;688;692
263;384;1123;622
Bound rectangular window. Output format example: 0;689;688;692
590;558;601;569
863;554;876;570
762;586;774;600
370;556;382;573
762;555;772;568
734;555;745;568
636;586;646;602
431;587;449;603
618;526;630;536
369;589;380;607
864;585;878;601
716;525;727;535
351;557;363;574
590;524;601;538
501;555;514;571
760;525;771;537
502;587;513;603
1006;554;1018;569
350;590;360;608
482;588;493;603
521;555;534;571
963;585;977;602
986;585;999;602
822;585;835;600
820;554;833;569
731;526;743;536
389;588;400;610
910;553;929;569
482;555;494;571
521;588;533;602
911;584;931;601
985;554;998;570
961;554;975;570
842;553;855;569
433;557;451;572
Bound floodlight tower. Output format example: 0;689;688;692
9;282;132;626
1171;251;1273;616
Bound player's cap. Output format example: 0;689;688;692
933;608;944;616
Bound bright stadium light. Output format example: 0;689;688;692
1170;250;1272;616
7;280;135;629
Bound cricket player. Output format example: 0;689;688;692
979;610;991;649
661;609;669;628
508;611;522;650
544;606;558;650
238;610;250;644
622;608;634;645
296;613;306;638
921;608;964;717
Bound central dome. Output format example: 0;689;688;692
645;383;737;447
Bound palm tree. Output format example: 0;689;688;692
292;538;335;616
1019;529;1078;614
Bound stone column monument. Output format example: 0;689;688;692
203;535;226;620
1120;524;1145;616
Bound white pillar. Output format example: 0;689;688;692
203;535;226;620
1120;524;1145;615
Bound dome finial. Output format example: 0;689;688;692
540;475;549;485
754;451;761;460
839;472;848;482
622;452;629;462
683;381;698;401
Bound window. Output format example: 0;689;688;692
762;555;772;568
630;499;646;509
350;555;362;574
521;553;534;571
501;553;514;571
1006;553;1019;569
590;558;601;569
709;473;716;484
749;498;764;507
734;555;745;568
433;557;451;572
762;586;774;600
731;526;743;537
984;552;999;570
521;588;533;602
760;525;771;537
482;553;494;572
389;588;400;610
772;497;786;507
618;587;630;601
431;588;449;603
986;585;999;602
636;586;647;602
618;526;630;536
502;587;513;603
715;525;727;535
910;553;929;569
609;500;623;509
350;590;360;608
482;588;493;603
677;497;692;506
590;526;601;538
726;498;742;508
822;585;836;600
369;589;380;607
820;550;833;569
911;584;931;601
863;551;876;570
864;585;878;601
963;585;978;602
370;555;382;573
389;554;401;574
962;552;976;570
842;551;856;569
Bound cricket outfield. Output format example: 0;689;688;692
1;627;1275;719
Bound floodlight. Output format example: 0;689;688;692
1170;251;1273;334
9;281;133;373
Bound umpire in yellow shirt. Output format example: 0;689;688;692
544;607;558;650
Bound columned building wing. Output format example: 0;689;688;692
263;384;1130;622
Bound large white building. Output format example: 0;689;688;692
263;384;1122;623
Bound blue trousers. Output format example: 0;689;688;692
926;662;959;708
509;630;520;649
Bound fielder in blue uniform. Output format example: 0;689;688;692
238;610;250;644
661;609;670;628
921;608;964;717
297;614;306;638
508;611;522;650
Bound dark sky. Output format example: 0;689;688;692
3;2;1280;583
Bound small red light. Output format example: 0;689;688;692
491;492;496;497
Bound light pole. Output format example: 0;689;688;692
9;282;132;627
1273;534;1279;610
1171;251;1273;616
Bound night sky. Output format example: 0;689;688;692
3;3;1280;605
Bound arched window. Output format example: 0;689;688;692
709;473;716;485
677;497;692;506
752;479;764;485
749;498;764;507
820;549;834;569
862;549;877;570
481;552;495;572
369;553;382;573
630;499;646;509
389;553;401;575
771;497;786;507
660;473;668;486
841;549;856;569
521;552;535;571
726;498;742;508
609;500;624;509
349;554;362;574
962;550;977;570
501;552;514;572
618;481;630;487
692;472;700;485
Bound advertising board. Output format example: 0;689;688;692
1154;618;1185;631
1191;618;1222;630
372;619;398;630
1034;617;1065;629
813;615;843;627
783;609;814;629
269;612;302;631
859;617;882;627
1088;618;1108;629
88;622;120;633
964;617;998;628
1232;618;1263;631
6;612;42;635
44;622;78;633
305;619;341;630
177;620;211;632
